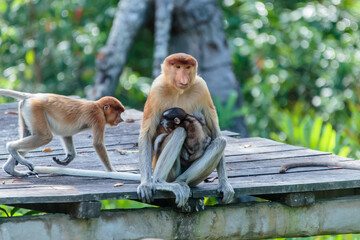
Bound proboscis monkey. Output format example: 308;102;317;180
154;107;211;167
0;89;139;180
137;53;235;207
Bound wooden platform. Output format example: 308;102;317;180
1;102;360;215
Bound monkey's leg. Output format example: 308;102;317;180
176;137;225;185
52;136;76;165
3;111;35;177
176;136;234;204
6;106;53;174
153;127;186;182
152;127;191;207
7;134;52;171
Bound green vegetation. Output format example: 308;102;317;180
2;1;360;238
2;0;360;159
220;0;360;160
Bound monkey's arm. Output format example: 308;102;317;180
203;103;235;204
216;154;234;203
137;92;161;203
52;136;76;166
137;132;155;203
92;125;116;172
279;161;360;173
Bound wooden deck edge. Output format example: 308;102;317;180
2;196;360;239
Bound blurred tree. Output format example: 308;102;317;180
86;0;249;136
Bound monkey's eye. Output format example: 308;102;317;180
186;66;191;69
175;65;181;69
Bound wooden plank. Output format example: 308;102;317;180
2;101;360;211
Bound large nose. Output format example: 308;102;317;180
180;75;189;85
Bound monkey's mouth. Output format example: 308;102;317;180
177;84;189;89
113;118;124;126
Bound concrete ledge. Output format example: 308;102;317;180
2;196;360;239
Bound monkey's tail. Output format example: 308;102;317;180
0;89;32;100
279;161;360;173
34;166;141;181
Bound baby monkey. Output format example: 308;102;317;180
154;108;211;166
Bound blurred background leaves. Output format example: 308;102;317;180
1;0;360;158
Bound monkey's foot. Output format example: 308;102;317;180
154;182;191;208
137;182;154;203
217;180;235;204
4;168;38;178
52;154;73;166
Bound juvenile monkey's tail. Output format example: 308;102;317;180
0;89;32;100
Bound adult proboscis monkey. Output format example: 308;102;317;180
137;53;235;207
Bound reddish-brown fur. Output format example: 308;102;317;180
0;88;125;176
137;53;234;206
141;53;218;141
141;53;219;167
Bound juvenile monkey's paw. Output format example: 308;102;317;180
137;182;154;203
23;161;35;171
27;170;39;177
217;180;235;204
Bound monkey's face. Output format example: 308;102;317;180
161;107;187;133
104;106;125;126
173;64;193;90
99;97;125;127
160;117;181;133
164;53;198;91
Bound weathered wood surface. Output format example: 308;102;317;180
0;102;359;206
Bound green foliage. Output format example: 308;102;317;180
0;205;43;217
269;104;350;157
221;0;360;138
101;199;156;210
115;67;152;110
214;91;247;129
0;0;118;95
342;98;360;159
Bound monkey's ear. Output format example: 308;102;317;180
103;104;110;111
174;117;181;125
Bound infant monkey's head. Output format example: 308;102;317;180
160;107;187;133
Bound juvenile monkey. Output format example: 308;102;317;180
280;161;360;173
137;53;234;207
0;89;126;178
154;107;211;168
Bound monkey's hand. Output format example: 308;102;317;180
52;154;74;166
217;179;235;204
173;181;191;207
154;182;191;208
137;182;154;203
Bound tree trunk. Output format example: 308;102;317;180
86;0;150;100
87;0;248;136
168;0;248;136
